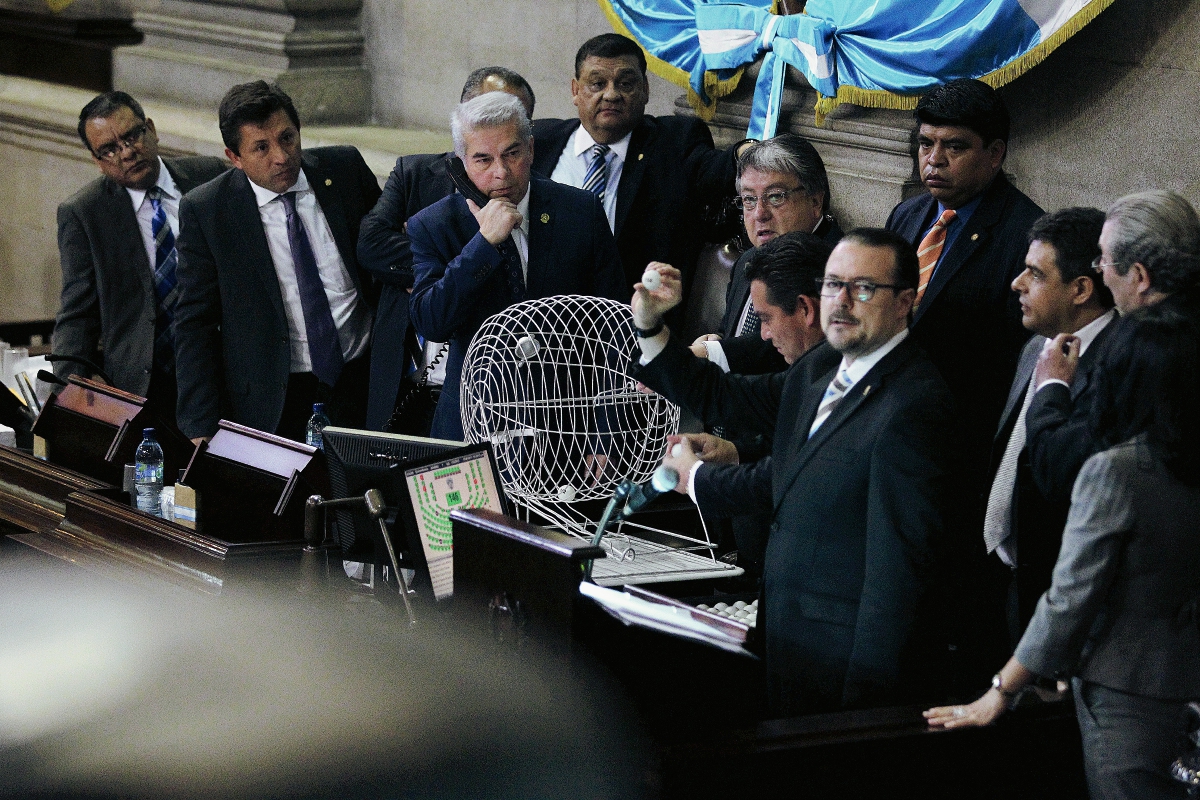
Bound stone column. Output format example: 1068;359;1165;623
677;67;921;230
113;0;369;123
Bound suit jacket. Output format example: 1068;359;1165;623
356;152;455;429
174;146;382;439
989;319;1115;626
1016;438;1200;699
633;335;952;714
887;173;1043;479
53;156;228;396
408;175;627;440
532;115;736;291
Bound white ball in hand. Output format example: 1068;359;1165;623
641;269;662;291
671;443;684;458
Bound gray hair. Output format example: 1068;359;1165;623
736;134;830;214
1106;190;1200;295
451;92;532;159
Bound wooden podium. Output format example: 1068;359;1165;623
181;420;328;545
31;376;193;486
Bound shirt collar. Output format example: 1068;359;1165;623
125;157;178;210
250;167;310;208
838;328;909;386
1074;308;1117;355
572;126;631;163
936;191;984;227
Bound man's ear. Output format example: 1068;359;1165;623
987;138;1006;170
1071;275;1095;307
1131;262;1154;295
799;294;819;326
225;148;243;170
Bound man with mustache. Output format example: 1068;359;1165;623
173;81;382;443
631;230;953;715
885;79;1043;685
53;92;226;427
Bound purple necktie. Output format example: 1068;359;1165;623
280;191;343;386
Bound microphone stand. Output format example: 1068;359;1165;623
304;488;417;626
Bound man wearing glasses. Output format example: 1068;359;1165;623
631;230;953;716
53;92;226;425
692;134;841;377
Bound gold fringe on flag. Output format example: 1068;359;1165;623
46;0;76;12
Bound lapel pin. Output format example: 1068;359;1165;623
540;213;549;224
970;233;978;241
862;385;872;396
637;153;644;161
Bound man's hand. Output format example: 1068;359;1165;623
685;433;739;465
1033;333;1081;388
467;197;522;246
190;436;210;448
923;689;1009;730
690;333;722;360
661;435;698;494
632;263;683;330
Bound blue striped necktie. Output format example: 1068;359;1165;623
281;191;344;387
147;187;178;374
581;143;611;201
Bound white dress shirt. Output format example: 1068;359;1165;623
125;157;179;272
550;127;630;232
248;169;371;373
511;188;531;280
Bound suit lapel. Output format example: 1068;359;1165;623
1071;313;1117;400
304;151;361;291
103;177;155;298
997;336;1043;434
227;169;287;322
774;342;912;507
614;119;653;238
525;179;551;297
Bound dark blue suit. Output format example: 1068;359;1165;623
408;174;626;440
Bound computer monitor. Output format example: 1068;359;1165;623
398;444;506;600
322;428;505;599
323;427;463;558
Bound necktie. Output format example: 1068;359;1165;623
808;369;850;438
147;187;178;374
983;376;1036;558
738;302;761;338
915;208;957;307
498;238;526;302
581;144;611;201
281;192;344;386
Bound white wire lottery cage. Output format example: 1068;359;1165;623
459;295;741;585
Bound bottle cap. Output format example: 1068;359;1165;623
142;427;156;438
312;403;325;413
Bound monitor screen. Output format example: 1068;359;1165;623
402;445;505;600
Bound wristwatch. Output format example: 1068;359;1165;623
634;321;665;338
991;673;1018;698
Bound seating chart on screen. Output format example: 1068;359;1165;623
404;449;503;600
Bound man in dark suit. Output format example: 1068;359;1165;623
174;81;382;442
357;67;536;430
691;134;842;378
408;91;626;441
983;208;1115;648
53;91;226;426
531;33;739;297
632;229;952;716
885;79;1043;488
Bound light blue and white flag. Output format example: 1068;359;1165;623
599;0;1115;133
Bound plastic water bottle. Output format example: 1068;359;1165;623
305;403;331;450
134;427;164;516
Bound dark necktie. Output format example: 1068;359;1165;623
581;143;611;201
499;237;526;303
147;187;177;374
280;191;343;386
738;302;761;338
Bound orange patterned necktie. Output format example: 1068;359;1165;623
915;208;957;307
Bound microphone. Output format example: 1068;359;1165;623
621;465;679;518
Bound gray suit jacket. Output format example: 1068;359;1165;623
1016;438;1200;699
52;156;227;396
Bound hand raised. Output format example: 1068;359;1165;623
631;262;683;329
467;197;522;246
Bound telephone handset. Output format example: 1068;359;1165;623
445;155;492;208
444;155;518;261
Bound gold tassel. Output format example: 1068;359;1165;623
45;0;76;10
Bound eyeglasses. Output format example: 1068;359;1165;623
732;187;805;212
92;123;149;162
1091;256;1117;273
816;277;907;303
